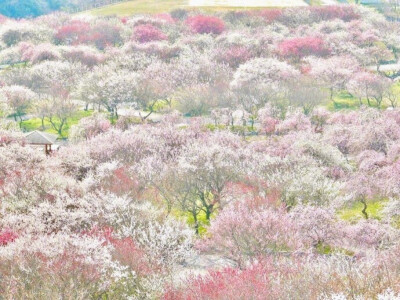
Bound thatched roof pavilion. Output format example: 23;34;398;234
25;131;58;155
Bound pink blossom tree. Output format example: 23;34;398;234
308;55;359;103
347;72;391;107
186;15;225;35
231;57;299;114
278;36;330;61
203;200;301;265
164;259;285;300
0;85;35;127
132;24;167;43
55;20;91;45
69;113;111;142
62;46;105;68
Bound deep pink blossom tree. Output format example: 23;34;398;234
0;229;17;246
186;15;225;35
278;36;330;61
55;20;91;45
164;259;285;300
132;24;167;43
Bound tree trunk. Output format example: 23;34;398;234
193;213;199;235
139;110;153;122
367;97;372;107
376;97;382;109
58;119;65;136
361;198;368;219
18;113;23;128
205;204;213;221
165;98;172;108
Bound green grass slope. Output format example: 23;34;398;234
89;0;186;15
86;0;310;16
21;110;93;138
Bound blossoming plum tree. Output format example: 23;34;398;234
0;85;35;126
0;6;400;299
186;15;225;35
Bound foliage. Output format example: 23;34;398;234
278;36;330;60
132;24;168;43
1;5;400;299
186;15;225;35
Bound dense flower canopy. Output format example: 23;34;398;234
1;3;400;299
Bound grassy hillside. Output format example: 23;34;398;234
89;0;186;15
87;0;309;16
20;110;93;138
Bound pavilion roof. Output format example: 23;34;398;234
25;130;58;145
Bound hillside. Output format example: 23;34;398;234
88;0;187;15
0;0;128;18
88;0;310;16
0;0;63;18
2;3;400;299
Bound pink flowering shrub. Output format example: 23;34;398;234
98;166;142;199
55;20;121;49
278;37;330;60
290;206;343;250
55;20;91;45
69;113;111;142
276;111;312;134
344;219;398;251
186;15;225;35
163;259;287;300
132;24;168;43
203;200;301;265
310;5;360;22
62;46;105;68
124;41;181;61
0;130;24;147
258;105;280;134
0;229;17;246
256;9;283;23
154;13;175;24
311;107;330;132
88;226;152;276
215;46;252;68
84;22;122;50
28;43;61;64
